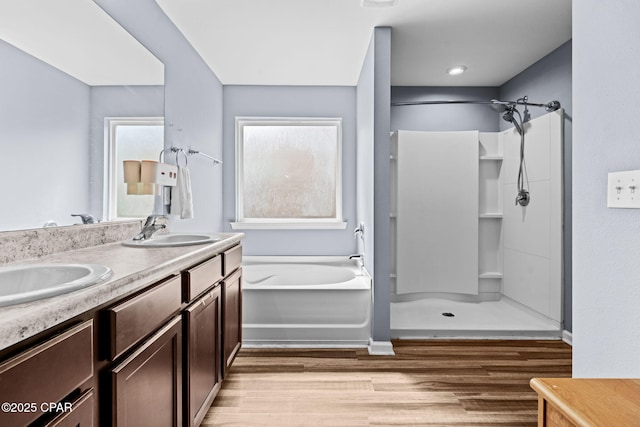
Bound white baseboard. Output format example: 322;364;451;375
367;338;395;356
242;340;368;348
562;330;573;346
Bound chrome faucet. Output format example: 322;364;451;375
71;213;97;224
353;222;365;240
133;215;167;241
349;254;365;275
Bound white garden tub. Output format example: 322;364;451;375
242;256;372;347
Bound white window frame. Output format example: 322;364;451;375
231;117;346;229
104;117;164;221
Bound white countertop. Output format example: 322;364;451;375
0;233;243;351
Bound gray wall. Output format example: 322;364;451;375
222;85;357;255
500;40;572;332
391;87;500;132
573;1;640;377
357;27;392;344
88;85;165;219
95;0;225;232
0;39;91;230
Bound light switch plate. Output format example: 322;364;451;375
607;170;640;208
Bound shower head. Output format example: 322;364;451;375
489;99;510;113
503;108;523;135
545;100;561;112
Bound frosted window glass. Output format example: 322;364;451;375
240;123;339;219
114;124;164;218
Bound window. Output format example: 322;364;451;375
106;118;164;220
233;117;345;229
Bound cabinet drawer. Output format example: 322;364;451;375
183;256;223;302
44;388;94;427
107;275;182;360
0;321;93;427
223;244;242;276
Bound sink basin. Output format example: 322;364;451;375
122;233;220;248
0;264;113;307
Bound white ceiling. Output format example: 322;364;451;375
0;0;163;86
156;0;572;87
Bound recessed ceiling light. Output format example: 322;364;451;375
446;65;467;76
361;0;398;7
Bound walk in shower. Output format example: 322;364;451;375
390;99;564;338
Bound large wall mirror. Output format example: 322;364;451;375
0;0;164;232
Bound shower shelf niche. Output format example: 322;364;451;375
480;155;504;161
479;213;503;219
478;132;503;295
479;272;503;279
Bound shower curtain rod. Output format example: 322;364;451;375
391;98;561;111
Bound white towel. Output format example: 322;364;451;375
171;166;194;219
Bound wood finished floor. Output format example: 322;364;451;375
204;340;572;426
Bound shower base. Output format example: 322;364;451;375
391;296;560;339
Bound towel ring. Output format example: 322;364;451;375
158;148;167;162
175;149;188;167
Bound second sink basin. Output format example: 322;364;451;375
122;233;220;248
0;264;113;307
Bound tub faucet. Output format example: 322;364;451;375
133;215;167;241
353;222;365;240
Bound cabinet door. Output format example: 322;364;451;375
184;285;222;426
184;286;222;427
111;316;182;427
222;268;242;377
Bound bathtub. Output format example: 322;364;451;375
242;256;372;347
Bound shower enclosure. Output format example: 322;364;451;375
390;108;563;338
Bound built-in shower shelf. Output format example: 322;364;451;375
479;213;503;219
480;155;504;161
479;272;503;279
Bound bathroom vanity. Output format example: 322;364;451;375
0;233;243;427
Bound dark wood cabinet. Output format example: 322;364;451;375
184;286;222;427
44;389;94;427
0;320;93;427
183;255;222;302
0;243;243;427
106;275;182;361
110;316;182;427
222;268;242;377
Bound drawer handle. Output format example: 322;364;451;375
200;290;215;306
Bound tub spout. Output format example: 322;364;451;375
349;254;365;275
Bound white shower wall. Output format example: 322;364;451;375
394;131;479;295
392;110;563;326
502;110;563;323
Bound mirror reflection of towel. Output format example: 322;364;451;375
171;166;193;219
